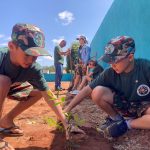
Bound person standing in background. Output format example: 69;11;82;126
70;35;91;92
77;35;91;68
54;39;70;91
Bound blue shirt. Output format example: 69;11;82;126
78;45;91;65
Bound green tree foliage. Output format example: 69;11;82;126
42;66;55;73
49;66;55;72
0;47;8;52
66;41;79;73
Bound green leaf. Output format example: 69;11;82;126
44;117;57;127
49;98;57;101
54;102;62;106
61;97;66;102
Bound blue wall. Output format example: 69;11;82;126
44;73;73;82
91;0;150;68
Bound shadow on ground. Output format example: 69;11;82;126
49;127;113;150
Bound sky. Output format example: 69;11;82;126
0;0;113;66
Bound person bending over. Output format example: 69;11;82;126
0;23;81;150
64;36;150;138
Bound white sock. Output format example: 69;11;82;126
110;114;123;121
126;119;132;129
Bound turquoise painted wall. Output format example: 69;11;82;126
91;0;150;68
44;73;73;82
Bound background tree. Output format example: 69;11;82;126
42;66;55;73
66;41;79;73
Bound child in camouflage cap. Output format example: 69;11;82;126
65;36;150;138
0;23;83;150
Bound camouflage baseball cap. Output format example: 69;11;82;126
100;36;135;64
11;23;50;56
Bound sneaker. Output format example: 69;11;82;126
70;90;79;95
105;119;128;138
55;87;60;91
59;87;65;90
100;117;114;130
55;87;64;91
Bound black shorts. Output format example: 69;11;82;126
113;94;150;118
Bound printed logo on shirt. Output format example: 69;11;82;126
137;84;150;96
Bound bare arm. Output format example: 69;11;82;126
41;90;68;135
58;51;67;55
58;49;70;56
41;88;88;139
86;66;89;75
87;72;93;77
64;85;92;112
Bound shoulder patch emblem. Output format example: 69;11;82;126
137;84;150;96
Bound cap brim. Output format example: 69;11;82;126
99;54;114;63
25;47;52;57
99;54;127;64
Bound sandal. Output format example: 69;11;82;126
0;138;14;150
0;125;24;137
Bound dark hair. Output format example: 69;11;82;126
88;60;97;66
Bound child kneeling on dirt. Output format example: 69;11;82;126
0;23;83;150
71;60;103;95
64;36;150;138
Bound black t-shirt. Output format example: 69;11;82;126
93;64;104;79
0;48;49;91
89;59;150;102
